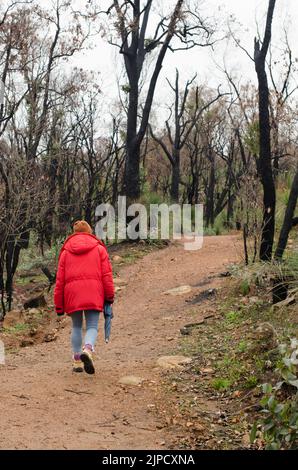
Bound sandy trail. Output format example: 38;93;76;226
0;235;241;450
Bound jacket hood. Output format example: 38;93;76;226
61;233;106;256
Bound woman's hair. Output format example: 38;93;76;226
73;220;93;234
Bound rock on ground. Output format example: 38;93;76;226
156;356;192;370
163;285;192;296
119;376;144;386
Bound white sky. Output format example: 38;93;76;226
67;0;297;129
3;0;295;128
75;1;297;84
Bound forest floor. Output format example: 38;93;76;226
0;233;297;450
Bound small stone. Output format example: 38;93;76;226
115;286;126;293
119;376;144;386
156;356;192;370
241;433;251;447
113;278;128;286
200;368;215;375
163;285;192;296
112;255;123;264
28;308;41;316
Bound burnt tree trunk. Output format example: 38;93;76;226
274;168;298;259
254;0;277;261
123;62;140;200
5;231;30;311
206;152;215;227
85;176;95;226
117;0;190;201
170;148;180;203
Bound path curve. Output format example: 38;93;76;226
0;235;241;449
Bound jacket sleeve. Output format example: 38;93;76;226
99;247;115;303
54;250;66;314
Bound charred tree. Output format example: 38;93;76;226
254;0;277;261
106;0;214;201
275;168;298;260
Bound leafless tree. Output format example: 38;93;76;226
102;0;216;201
149;69;225;202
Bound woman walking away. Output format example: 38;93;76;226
54;221;115;374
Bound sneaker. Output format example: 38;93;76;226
72;360;84;373
80;348;95;375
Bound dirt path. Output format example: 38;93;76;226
0;235;242;450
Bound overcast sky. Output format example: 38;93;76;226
73;2;297;81
70;0;297;128
2;0;296;128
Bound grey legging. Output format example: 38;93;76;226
70;310;100;353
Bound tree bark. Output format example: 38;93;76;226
206;152;215;227
117;0;191;201
274;168;298;259
254;0;277;261
170;148;180;202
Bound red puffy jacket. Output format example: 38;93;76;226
54;233;115;315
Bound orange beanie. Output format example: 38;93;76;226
73;220;93;234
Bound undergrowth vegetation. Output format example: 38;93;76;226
165;233;298;449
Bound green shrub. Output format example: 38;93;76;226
4;323;30;334
240;279;250;296
225;311;240;324
251;338;298;450
245;375;259;389
238;340;248;353
212;378;232;391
